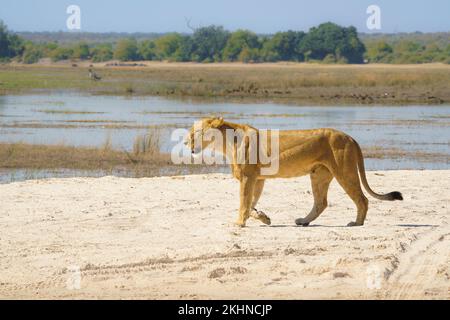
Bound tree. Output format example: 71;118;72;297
422;44;443;63
0;20;24;60
396;40;423;53
191;25;229;62
261;31;305;61
0;22;8;57
300;22;365;63
154;33;184;60
222;29;260;61
91;44;113;62
171;36;193;62
12;21;450;65
366;41;393;62
139;40;157;60
114;38;139;61
72;42;90;59
238;47;261;63
391;40;425;63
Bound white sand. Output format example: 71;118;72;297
0;170;448;299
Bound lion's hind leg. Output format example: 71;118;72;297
250;180;271;225
295;165;333;226
335;165;368;227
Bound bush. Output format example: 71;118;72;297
50;47;73;61
22;45;43;64
322;54;336;63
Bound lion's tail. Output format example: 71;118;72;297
354;141;403;201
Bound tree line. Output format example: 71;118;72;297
362;32;450;64
1;20;449;64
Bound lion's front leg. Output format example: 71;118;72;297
236;175;257;227
249;179;271;226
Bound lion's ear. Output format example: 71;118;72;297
210;117;224;128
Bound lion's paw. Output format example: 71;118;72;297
234;221;246;228
295;218;310;227
259;214;271;226
252;209;271;226
347;221;363;227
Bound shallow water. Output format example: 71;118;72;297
0;93;449;175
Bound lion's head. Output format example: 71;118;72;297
185;117;225;154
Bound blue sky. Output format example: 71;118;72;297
1;0;449;33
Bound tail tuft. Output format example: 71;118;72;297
387;191;403;201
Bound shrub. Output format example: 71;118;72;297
50;47;74;61
22;45;43;64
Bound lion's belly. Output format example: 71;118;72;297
260;158;315;179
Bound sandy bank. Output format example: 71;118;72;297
0;170;448;299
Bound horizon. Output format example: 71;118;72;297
12;29;450;36
2;0;450;34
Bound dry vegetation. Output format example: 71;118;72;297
0;129;167;174
1;63;449;104
0;139;446;181
0;130;225;179
0;141;165;171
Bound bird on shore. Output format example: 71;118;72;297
88;68;102;81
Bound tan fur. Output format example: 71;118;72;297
187;117;403;227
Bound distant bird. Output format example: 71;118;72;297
88;68;102;81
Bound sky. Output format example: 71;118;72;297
1;0;449;33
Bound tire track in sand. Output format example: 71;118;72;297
385;228;449;299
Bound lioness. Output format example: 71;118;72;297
186;117;403;227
